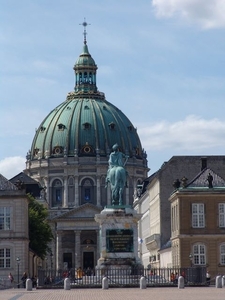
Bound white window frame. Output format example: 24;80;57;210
192;203;205;228
0;248;11;268
220;244;225;265
219;203;225;228
0;207;11;230
193;244;206;265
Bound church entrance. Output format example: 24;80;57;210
83;252;94;269
63;253;72;269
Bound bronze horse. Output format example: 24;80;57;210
108;166;126;206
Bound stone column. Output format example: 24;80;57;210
75;176;79;207
42;177;49;206
96;230;100;260
107;186;111;206
56;231;63;270
96;177;100;206
125;184;129;205
63;177;68;208
74;231;81;268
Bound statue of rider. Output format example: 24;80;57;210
105;144;129;188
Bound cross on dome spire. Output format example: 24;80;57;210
79;18;91;45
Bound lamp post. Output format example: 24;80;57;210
189;253;193;267
50;252;53;269
16;257;20;288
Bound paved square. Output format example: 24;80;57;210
0;287;224;300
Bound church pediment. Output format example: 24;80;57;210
51;203;102;220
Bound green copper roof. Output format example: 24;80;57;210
29;42;144;160
75;44;96;66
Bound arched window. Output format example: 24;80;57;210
52;179;63;207
193;244;206;265
89;72;92;84
79;73;82;84
80;178;96;205
84;72;88;82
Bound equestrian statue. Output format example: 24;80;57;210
105;144;129;206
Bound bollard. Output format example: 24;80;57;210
26;279;32;291
64;277;71;290
216;275;222;288
222;276;225;287
140;276;146;289
178;276;184;289
102;276;109;289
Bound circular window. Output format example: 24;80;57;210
54;147;62;155
84;146;91;153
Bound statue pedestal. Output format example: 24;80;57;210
95;206;142;272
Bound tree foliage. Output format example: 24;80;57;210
28;194;53;259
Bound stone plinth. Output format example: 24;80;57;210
95;206;142;270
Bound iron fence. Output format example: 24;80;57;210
37;266;207;288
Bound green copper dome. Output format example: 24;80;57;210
28;42;145;161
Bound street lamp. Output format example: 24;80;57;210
189;253;193;267
50;252;53;269
16;257;20;288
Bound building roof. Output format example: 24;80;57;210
187;168;225;189
0;174;18;191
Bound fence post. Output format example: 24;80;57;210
102;277;108;289
64;278;70;290
216;275;222;288
178;276;184;289
140;276;146;289
26;278;32;291
222;275;225;287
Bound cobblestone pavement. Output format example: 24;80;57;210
0;287;224;300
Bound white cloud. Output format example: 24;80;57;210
152;0;225;29
0;156;25;180
138;115;225;151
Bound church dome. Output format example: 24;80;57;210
28;41;145;161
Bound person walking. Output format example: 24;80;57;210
8;273;14;284
206;270;211;286
21;272;27;288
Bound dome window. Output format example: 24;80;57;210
84;72;88;82
89;73;92;84
83;122;91;130
33;148;39;157
79;73;82;84
82;145;93;154
127;125;133;131
53;146;63;155
67;106;71;110
84;105;89;110
40;126;46;132
57;123;66;131
135;148;140;156
109;122;115;130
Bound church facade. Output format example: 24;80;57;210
24;29;148;271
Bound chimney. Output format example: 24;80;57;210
201;157;207;171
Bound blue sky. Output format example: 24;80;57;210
1;0;225;179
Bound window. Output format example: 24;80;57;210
192;203;205;228
193;244;206;265
219;203;225;227
220;244;225;265
52;180;63;207
0;207;10;230
84;188;91;201
0;248;11;268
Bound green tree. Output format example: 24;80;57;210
28;194;53;259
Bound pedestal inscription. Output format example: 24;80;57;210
106;229;133;253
